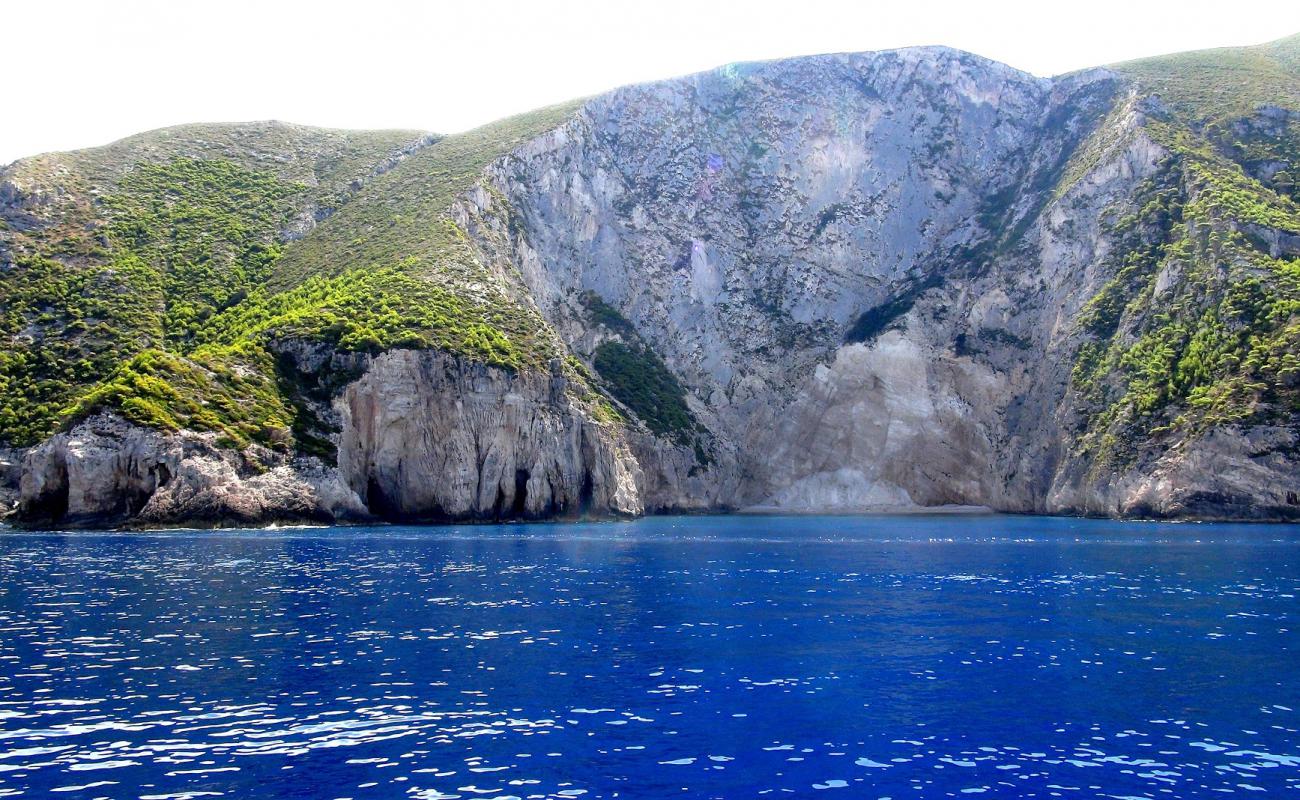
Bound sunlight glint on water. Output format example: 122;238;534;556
0;514;1297;798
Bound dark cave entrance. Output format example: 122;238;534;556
367;475;396;518
512;469;530;518
26;462;69;524
578;469;594;515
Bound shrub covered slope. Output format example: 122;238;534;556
1066;34;1300;471
0;108;581;451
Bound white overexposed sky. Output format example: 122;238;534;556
4;0;1299;165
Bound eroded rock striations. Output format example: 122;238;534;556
19;412;368;527
337;350;642;520
3;37;1298;526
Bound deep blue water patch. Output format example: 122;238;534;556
0;514;1298;798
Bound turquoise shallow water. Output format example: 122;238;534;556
0;514;1298;799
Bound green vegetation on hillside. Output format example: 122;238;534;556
580;291;637;337
0;110;583;449
1057;34;1300;470
198;262;536;369
593;341;697;442
107;158;301;344
271;101;584;290
579;290;702;443
0;252;165;444
67;345;294;450
1069;120;1300;468
0;155;303;446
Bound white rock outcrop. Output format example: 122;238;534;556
18;413;369;527
337;351;642;520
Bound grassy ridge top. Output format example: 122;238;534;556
1111;33;1300;121
5;121;435;214
270;101;583;290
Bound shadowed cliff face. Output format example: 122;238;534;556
5;41;1300;527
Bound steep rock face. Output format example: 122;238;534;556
1048;425;1300;520
0;448;20;518
475;49;1297;519
18;413;368;527
14;349;643;527
756;334;1008;510
480;50;1126;512
337;350;642;520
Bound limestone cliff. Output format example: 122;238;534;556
336;350;642;520
14;349;642;527
3;36;1298;527
478;45;1298;520
18;412;368;527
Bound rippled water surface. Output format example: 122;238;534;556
1;515;1299;799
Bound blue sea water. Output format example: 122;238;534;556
0;515;1298;799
